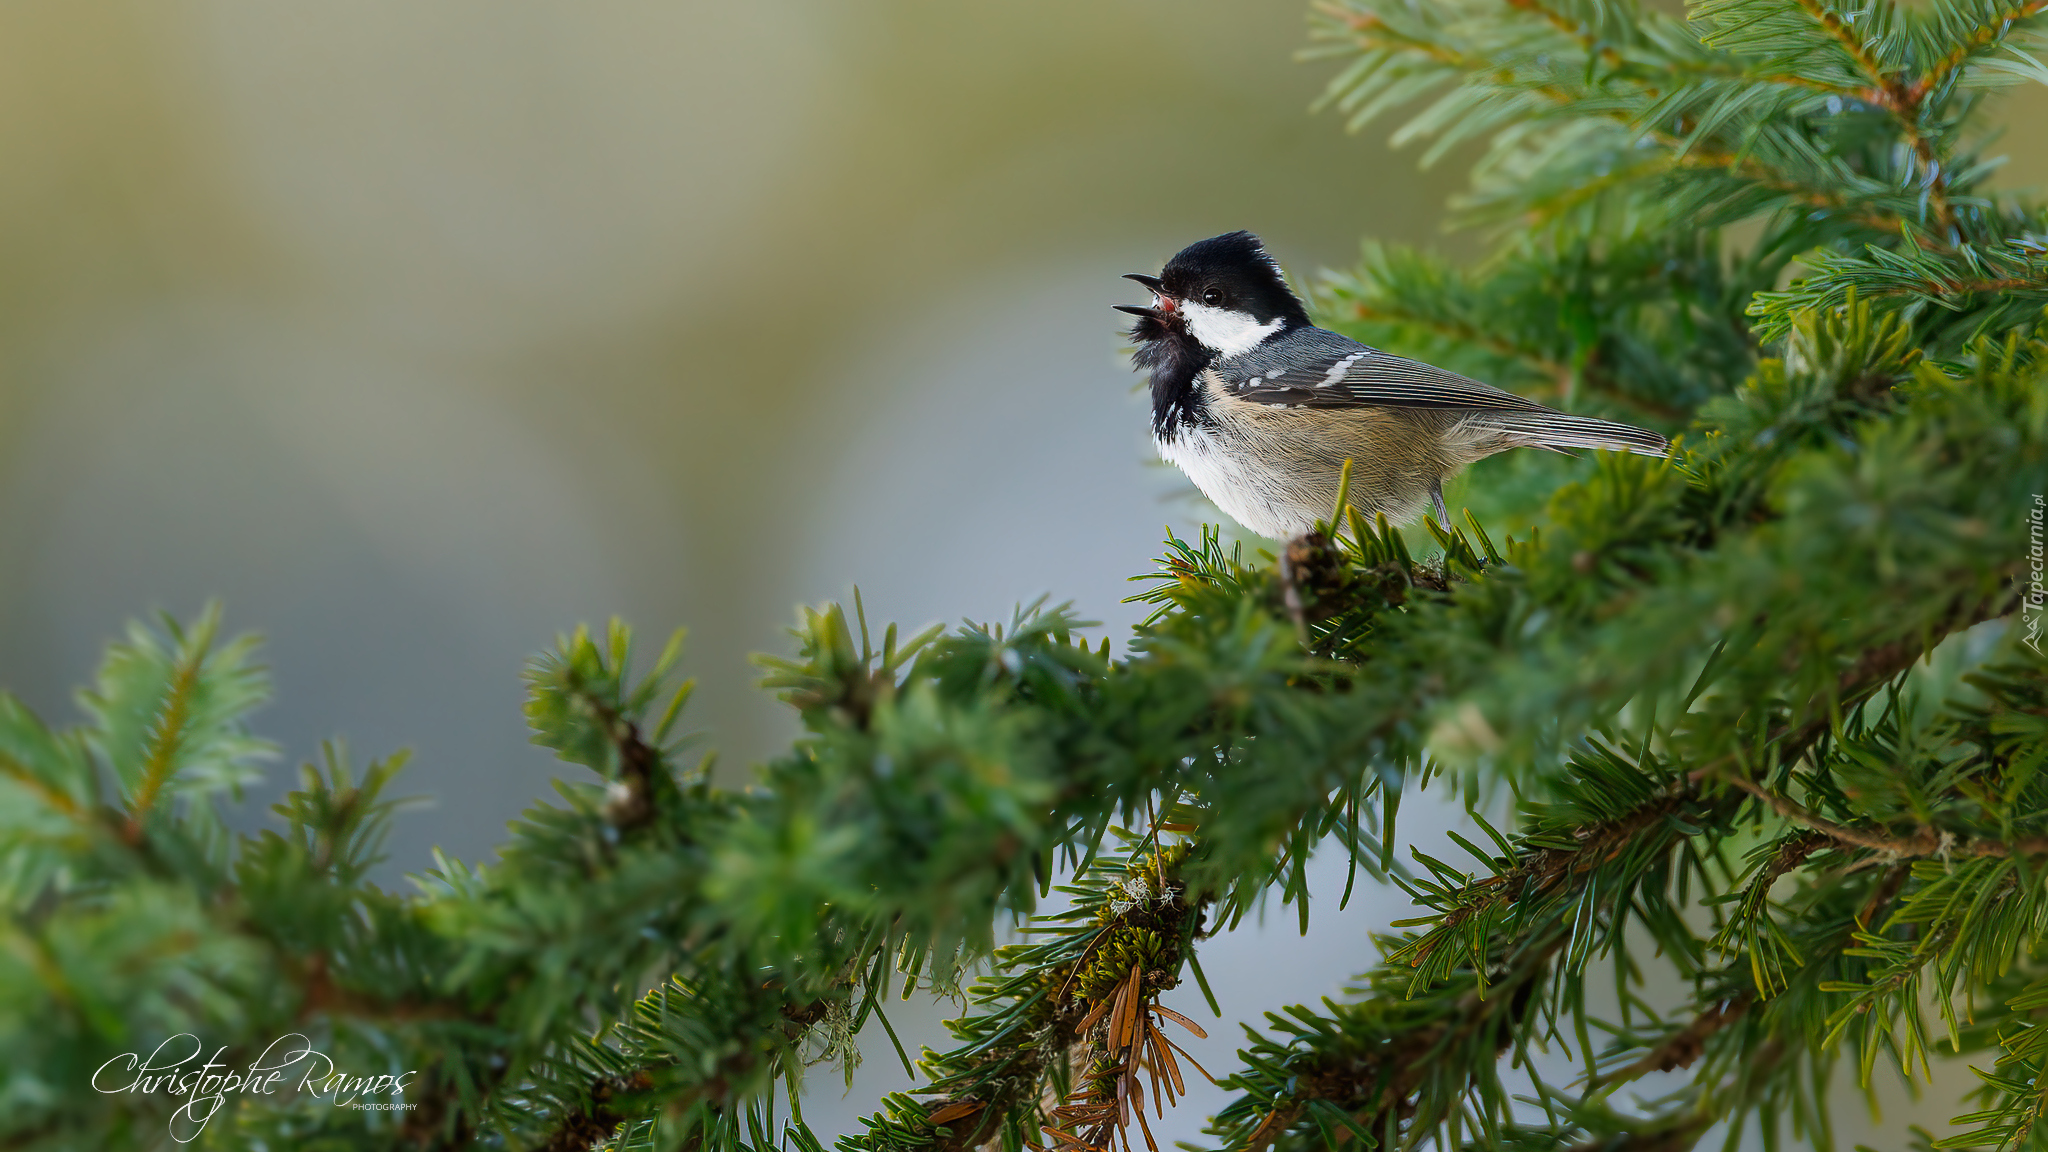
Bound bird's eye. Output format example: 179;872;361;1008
1201;287;1224;307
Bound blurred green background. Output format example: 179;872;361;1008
0;3;2040;1144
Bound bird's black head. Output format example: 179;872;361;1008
1116;231;1310;360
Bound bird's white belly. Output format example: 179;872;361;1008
1156;424;1323;540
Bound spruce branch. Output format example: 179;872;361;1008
120;623;206;843
1748;235;2048;346
1574;862;1915;1151
1914;0;2048;97
525;620;695;833
1602;990;1757;1086
838;841;1211;1152
1196;543;2029;1149
1722;773;2048;860
1944;970;2048;1148
1769;0;2048;237
529;972;839;1152
72;603;272;852
1500;0;1624;68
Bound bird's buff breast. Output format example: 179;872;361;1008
1156;372;1461;538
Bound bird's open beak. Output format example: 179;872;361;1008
1118;273;1173;318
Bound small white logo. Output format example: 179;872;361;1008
2024;494;2044;657
92;1033;417;1143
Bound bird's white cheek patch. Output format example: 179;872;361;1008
1178;301;1283;357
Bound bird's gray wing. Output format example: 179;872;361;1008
1221;339;1550;413
1216;333;1670;458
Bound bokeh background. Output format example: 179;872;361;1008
0;3;2040;1145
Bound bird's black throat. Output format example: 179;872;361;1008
1129;315;1213;441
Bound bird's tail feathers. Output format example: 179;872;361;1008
1484;412;1669;458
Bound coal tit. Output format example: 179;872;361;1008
1119;231;1668;539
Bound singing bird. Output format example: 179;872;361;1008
1119;231;1667;538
